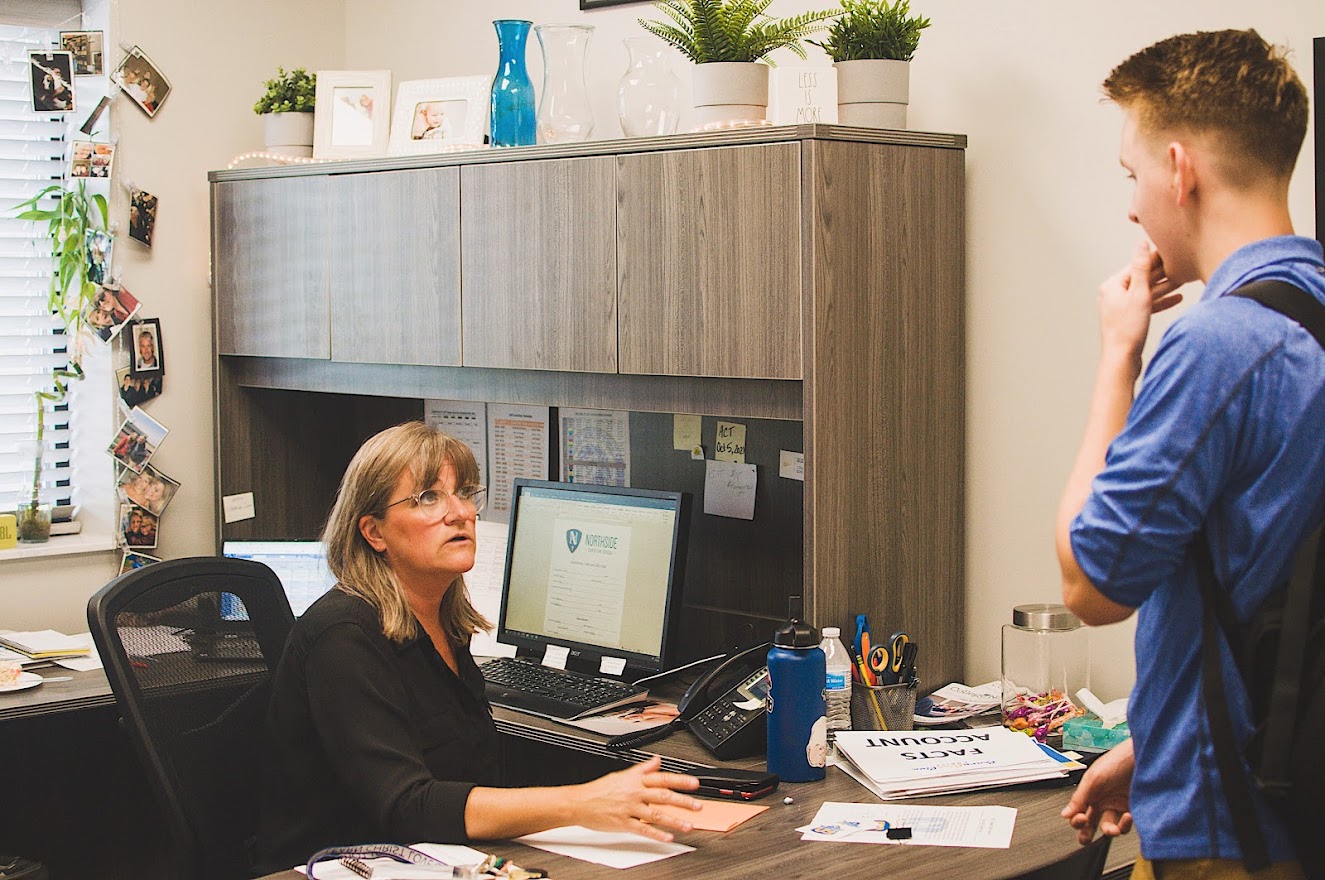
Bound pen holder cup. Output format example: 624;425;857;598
850;680;918;732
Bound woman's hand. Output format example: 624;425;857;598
571;755;701;842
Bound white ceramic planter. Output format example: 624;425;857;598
692;62;769;127
263;111;314;157
835;59;909;129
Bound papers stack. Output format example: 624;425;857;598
913;680;1002;726
0;630;91;661
833;725;1083;799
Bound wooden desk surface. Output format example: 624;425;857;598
0;666;113;721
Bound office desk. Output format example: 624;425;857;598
0;666;113;721
257;706;1139;880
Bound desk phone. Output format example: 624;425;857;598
678;643;770;760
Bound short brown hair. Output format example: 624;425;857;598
322;421;490;645
1103;29;1308;178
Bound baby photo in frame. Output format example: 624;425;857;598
29;51;74;112
119;502;159;550
60;31;104;76
313;70;391;159
111;45;171;117
387;76;488;156
83;283;140;343
130;318;164;377
108;405;168;474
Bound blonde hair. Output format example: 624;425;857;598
1103;29;1308;179
322;421;491;645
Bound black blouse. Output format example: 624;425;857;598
252;588;503;874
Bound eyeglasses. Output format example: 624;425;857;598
381;484;487;517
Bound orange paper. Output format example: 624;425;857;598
655;800;768;832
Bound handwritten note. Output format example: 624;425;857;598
779;450;805;481
222;492;255;523
714;421;747;463
673;413;702;451
704;460;757;520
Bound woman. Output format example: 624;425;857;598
253;422;700;872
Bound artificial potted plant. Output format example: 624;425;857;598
639;0;834;127
11;181;108;542
254;66;317;156
811;0;930;128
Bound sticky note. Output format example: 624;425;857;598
779;450;805;481
0;514;16;550
704;460;757;520
655;801;768;832
714;421;747;463
542;644;570;670
221;492;255;523
600;656;627;676
673;414;701;451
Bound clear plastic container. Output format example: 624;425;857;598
820;626;852;736
1001;603;1089;742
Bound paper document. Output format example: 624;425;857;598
466;520;517;659
914;680;1002;726
802;801;1017;848
293;842;488;879
486;405;550;525
559;408;630;487
424;400;489;489
516;826;693;869
0;629;90;658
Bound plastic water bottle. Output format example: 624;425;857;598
820;626;853;737
766;616;827;782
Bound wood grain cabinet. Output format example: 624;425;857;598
213;175;330;359
210;126;967;689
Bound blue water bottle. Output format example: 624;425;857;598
766;611;827;782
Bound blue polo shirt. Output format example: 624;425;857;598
1071;235;1325;862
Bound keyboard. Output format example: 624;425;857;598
480;657;649;721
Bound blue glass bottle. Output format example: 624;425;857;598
489;19;536;147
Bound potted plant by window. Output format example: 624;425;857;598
811;0;930;128
11;181;108;542
254;67;317;156
639;0;833;127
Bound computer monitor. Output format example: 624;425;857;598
220;540;336;618
498;479;690;681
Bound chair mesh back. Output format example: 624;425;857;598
88;558;295;880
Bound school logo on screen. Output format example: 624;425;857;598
565;528;582;553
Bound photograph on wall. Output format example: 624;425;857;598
111;45;171;117
117;464;180;517
85;230;113;285
107;405;168;474
83;283;140;343
29;50;75;112
387;76;488;155
129;318;164;377
119;550;162;576
129;188;158;247
116;366;163;408
119;502;159;550
60;31;104;76
70;141;114;179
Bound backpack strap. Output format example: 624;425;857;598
1197;277;1325;871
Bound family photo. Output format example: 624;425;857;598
70;141;114;179
107;406;168;474
117;367;163;408
111;46;171;117
117;464;180;517
83;284;140;343
118;503;159;550
29;51;74;112
129;188;158;246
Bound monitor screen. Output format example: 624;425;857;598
221;540;336;618
498;480;689;679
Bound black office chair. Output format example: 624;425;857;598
1012;835;1113;880
87;557;295;880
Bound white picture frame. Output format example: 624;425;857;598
313;70;392;159
388;76;489;156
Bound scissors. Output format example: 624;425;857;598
874;631;908;685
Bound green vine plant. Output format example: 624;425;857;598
253;66;316;114
639;0;835;64
810;0;932;63
12;180;108;534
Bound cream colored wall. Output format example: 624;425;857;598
346;0;1324;701
0;0;346;634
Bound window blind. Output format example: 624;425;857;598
0;24;75;507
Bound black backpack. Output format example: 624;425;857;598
1196;278;1325;876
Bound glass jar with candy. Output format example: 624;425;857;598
1001;603;1089;743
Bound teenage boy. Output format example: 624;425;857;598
1056;29;1323;880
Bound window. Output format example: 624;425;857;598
0;22;114;554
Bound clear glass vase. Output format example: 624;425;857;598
617;37;682;138
489;19;536;147
535;24;595;144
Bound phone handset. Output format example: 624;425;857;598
678;641;771;721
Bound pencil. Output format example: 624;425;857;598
853;653;889;730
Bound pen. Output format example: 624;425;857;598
853;652;889;729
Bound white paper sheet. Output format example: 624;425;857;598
559;408;630;487
486;404;550;525
293;842;488;878
467;519;517;659
424;400;489;491
703;460;757;520
801;801;1017;848
516;826;693;869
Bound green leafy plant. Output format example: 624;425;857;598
639;0;834;64
253;66;316;114
11;181;108;537
811;0;931;62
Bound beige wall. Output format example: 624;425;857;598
6;0;1323;703
0;0;346;633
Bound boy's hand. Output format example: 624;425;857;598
1098;240;1184;372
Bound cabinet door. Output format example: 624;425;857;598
328;169;462;366
213;176;330;358
617;143;802;379
460;157;617;372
